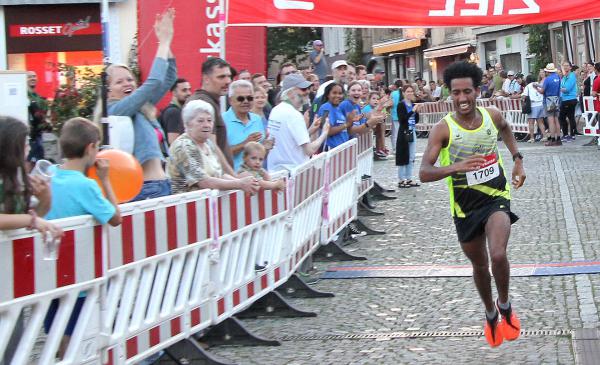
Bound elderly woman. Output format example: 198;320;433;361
106;9;175;200
168;100;260;194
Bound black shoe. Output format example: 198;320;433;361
361;174;371;180
254;264;267;272
348;221;363;235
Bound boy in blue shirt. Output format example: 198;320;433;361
44;117;121;356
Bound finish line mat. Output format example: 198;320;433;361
321;261;600;279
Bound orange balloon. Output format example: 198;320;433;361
88;149;143;203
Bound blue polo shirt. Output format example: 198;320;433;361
223;108;265;171
318;102;349;150
543;73;561;97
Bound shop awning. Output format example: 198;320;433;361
424;43;473;59
0;0;123;4
373;38;422;55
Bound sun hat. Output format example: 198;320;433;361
544;63;558;73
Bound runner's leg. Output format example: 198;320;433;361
460;233;494;312
485;211;511;304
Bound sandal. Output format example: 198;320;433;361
405;180;420;187
398;180;410;188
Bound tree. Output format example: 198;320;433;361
345;29;363;66
267;27;321;65
527;24;551;76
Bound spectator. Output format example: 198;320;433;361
356;65;368;80
251;73;274;104
559;61;579;141
223;80;271;171
309;40;328;83
306;74;320;103
160;78;192;144
189;57;235;168
390;79;404;154
316;60;348;98
26;70;49;164
480;75;493;98
340;81;385;136
106;9;175;200
502;71;521;97
43;117;122;357
347;63;357;84
239;142;285;190
168;100;260;194
522;75;547;143
251;86;270;131
237;69;251;81
276;62;298;87
0;116;63;365
396;85;420;188
429;80;442;101
492;62;504;92
535;63;562;146
267;74;329;171
299;64;314;80
583;61;596;98
318;82;353;149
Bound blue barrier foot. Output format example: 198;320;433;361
351;219;385;236
163;337;237;365
276;274;334;299
313;241;368;262
198;317;281;348
236;291;317;319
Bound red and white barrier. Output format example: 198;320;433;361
582;96;600;137
356;130;374;198
1;137;375;364
321;140;358;243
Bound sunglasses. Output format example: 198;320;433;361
236;95;254;102
299;87;310;91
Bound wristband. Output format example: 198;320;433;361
27;209;38;230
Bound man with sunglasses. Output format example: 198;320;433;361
223;80;270;171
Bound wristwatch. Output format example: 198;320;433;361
512;152;523;162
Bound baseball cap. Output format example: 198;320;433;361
331;60;348;70
507;70;515;76
281;73;312;93
313;40;323;46
374;68;385;74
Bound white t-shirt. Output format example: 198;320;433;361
502;79;512;94
266;102;311;172
523;83;544;107
431;86;441;98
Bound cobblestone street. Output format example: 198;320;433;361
205;137;600;365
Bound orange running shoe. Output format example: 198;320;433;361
484;313;504;347
497;301;521;341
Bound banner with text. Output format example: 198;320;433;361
226;0;600;27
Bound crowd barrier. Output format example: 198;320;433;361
582;96;600;138
416;98;528;134
0;134;375;364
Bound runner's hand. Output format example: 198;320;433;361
453;155;487;173
511;161;526;189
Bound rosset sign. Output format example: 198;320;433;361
226;0;600;26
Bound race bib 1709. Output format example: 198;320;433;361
466;153;499;186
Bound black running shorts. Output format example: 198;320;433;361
453;198;519;243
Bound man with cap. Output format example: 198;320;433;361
267;74;330;172
316;59;348;98
310;40;328;83
534;63;562;146
502;71;521;96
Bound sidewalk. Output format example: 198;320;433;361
203;137;600;364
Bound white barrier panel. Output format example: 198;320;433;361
287;154;327;272
356;130;374;198
0;216;105;365
210;181;289;324
102;191;213;365
582;96;600;137
321;139;358;243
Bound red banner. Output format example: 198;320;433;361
137;1;266;108
227;0;600;27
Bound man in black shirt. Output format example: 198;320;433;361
160;78;192;145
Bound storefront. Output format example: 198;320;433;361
1;2;105;99
424;41;476;82
372;37;425;84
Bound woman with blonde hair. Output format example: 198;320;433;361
106;8;177;200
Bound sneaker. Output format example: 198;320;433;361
496;301;521;341
484;312;504;347
254;263;267;272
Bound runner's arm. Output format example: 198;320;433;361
488;107;526;189
419;122;455;182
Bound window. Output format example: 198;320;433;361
553;29;565;63
574;24;586;66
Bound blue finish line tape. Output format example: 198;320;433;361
321;261;600;279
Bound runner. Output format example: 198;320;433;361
418;61;526;347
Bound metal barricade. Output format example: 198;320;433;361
356;130;374;198
321;140;358;243
0;216;105;365
210;180;289;324
102;191;213;364
287;154;327;271
582;96;600;137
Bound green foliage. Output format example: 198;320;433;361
50;63;101;133
345;29;363;66
527;24;552;76
267;27;321;65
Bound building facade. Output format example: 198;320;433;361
474;25;530;75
